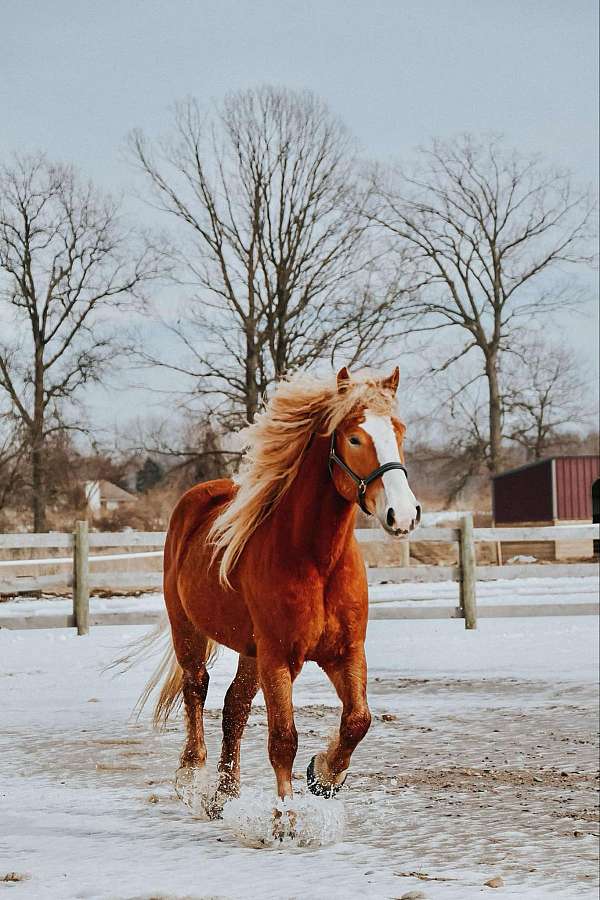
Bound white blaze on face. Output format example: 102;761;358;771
360;412;419;534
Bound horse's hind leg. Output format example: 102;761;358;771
172;627;211;770
216;654;260;799
170;625;214;813
308;644;371;797
181;664;210;769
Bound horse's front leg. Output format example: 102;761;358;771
258;650;299;800
308;642;371;797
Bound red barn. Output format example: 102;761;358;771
492;456;600;560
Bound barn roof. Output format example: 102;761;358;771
492;455;600;480
97;480;137;502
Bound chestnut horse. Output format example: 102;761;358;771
144;366;420;810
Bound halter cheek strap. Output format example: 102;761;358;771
328;431;408;516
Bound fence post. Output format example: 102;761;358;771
73;520;90;635
399;540;410;567
459;513;477;630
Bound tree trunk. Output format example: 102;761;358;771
274;284;288;378
245;324;259;424
533;428;544;461
31;436;46;531
486;353;503;474
31;350;46;532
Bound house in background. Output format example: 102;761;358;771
85;480;137;516
492;456;600;560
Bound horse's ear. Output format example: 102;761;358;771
336;366;352;393
384;366;400;394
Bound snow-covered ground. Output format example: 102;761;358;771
0;601;598;899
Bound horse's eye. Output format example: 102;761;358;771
349;436;361;446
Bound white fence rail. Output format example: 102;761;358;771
0;520;598;633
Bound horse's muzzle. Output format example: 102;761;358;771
384;502;421;536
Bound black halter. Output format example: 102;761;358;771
328;431;408;515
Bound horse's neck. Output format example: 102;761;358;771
271;435;356;569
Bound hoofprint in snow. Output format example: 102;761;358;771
0;607;598;898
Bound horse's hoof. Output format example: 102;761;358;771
306;755;347;798
203;792;226;821
175;765;205;805
175;765;216;818
272;807;297;841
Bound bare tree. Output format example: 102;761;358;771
131;86;408;427
371;134;596;472
0;153;159;530
504;340;590;460
126;414;241;482
433;369;494;502
0;410;27;513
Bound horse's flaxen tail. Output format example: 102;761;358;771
139;623;183;729
107;616;218;729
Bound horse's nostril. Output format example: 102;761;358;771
386;508;395;528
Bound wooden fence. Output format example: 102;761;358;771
0;518;598;633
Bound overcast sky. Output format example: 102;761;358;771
1;0;598;429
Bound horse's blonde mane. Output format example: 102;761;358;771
209;369;397;586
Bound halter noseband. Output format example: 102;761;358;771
328;431;408;516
